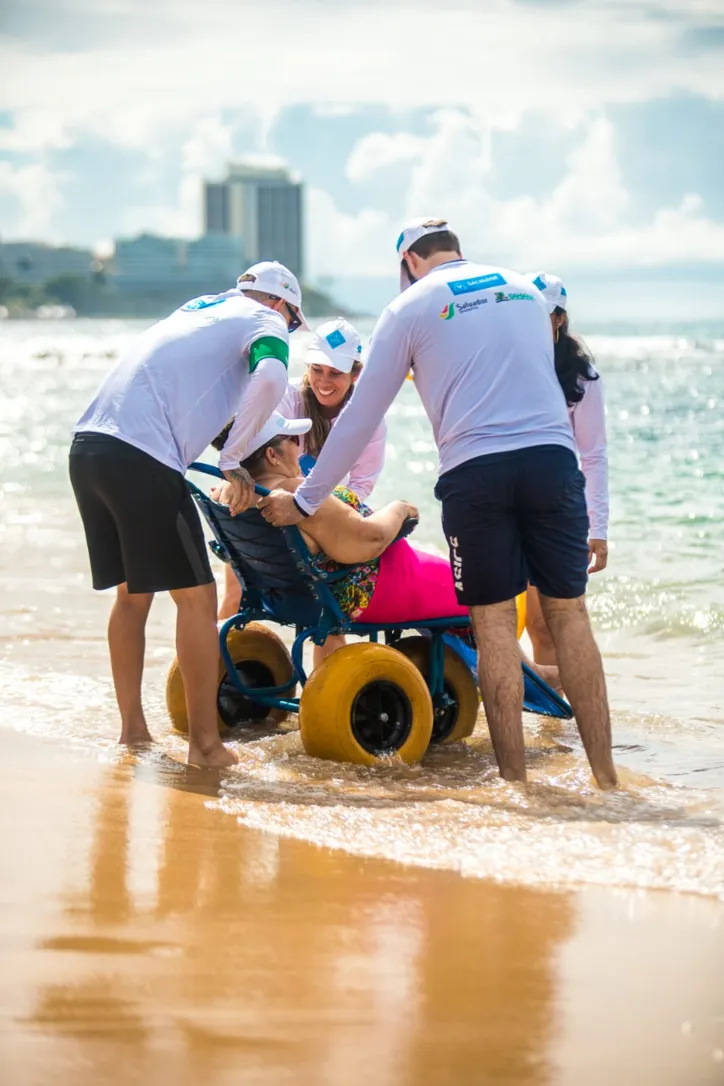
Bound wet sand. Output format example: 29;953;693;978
0;729;722;1086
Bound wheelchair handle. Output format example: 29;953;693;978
188;460;269;497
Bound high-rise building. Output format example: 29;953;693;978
203;162;304;279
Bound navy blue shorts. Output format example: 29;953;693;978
434;445;589;607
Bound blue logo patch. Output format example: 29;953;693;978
560;285;567;296
395;231;405;252
325;329;346;349
181;296;226;311
448;273;506;296
532;275;547;292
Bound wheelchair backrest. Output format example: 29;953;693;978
189;482;344;629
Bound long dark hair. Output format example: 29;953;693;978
300;360;363;457
553;308;599;406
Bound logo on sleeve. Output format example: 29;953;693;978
439;303;455;320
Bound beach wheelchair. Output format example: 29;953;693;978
166;463;572;767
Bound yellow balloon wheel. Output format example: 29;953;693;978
393;636;480;743
166;622;296;735
299;642;433;766
516;592;527;640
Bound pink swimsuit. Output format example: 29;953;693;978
357;540;468;624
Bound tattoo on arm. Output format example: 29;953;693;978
223;467;253;487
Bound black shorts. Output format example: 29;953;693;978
69;432;214;594
434;445;589;607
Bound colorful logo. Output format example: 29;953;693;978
495;291;534;304
439;303;455;320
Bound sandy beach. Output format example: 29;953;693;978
0;726;722;1086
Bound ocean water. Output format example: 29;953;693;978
0;317;723;900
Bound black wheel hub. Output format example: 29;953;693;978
350;680;413;755
218;660;275;727
430;683;459;744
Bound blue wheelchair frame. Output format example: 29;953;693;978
187;462;572;729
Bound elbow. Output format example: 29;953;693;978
360;522;388;558
255;357;288;398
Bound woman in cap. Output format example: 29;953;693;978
280;316;386;497
218;319;387;656
526;272;609;666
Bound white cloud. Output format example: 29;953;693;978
0;161;67;239
346;132;428;182
306;111;724;276
1;1;723;154
181;115;235;178
306;187;393;277
0;109;73;153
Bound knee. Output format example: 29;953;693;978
115;586;153;615
527;610;553;644
539;594;588;634
173;583;218;616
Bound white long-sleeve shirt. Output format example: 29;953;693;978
569;371;609;540
279;380;386;500
75;289;289;474
294;259;574;515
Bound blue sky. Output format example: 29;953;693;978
1;0;724;318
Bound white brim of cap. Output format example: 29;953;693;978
243;415;312;459
296;308;310;332
304;345;356;374
275;417;312;438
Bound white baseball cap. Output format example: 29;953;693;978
528;271;568;314
237;261;310;330
305;318;363;374
395;217;455;291
240;411;312;462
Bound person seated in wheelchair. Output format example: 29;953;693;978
212;413;560;690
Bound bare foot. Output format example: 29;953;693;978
531;662;563;694
594;768;619;791
119;725;153;745
187;742;238;768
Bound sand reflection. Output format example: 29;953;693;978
19;755;571;1085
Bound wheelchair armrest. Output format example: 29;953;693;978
391;515;418;544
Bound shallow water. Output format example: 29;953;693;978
0;318;723;904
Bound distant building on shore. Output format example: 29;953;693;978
110;232;245;294
0;241;93;283
204;162;304;279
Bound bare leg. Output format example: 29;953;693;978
108;583;154;744
470;600;526;783
539;594;618;790
171;582;238;768
525;584;557;666
218;564;242;621
312;634;346;670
